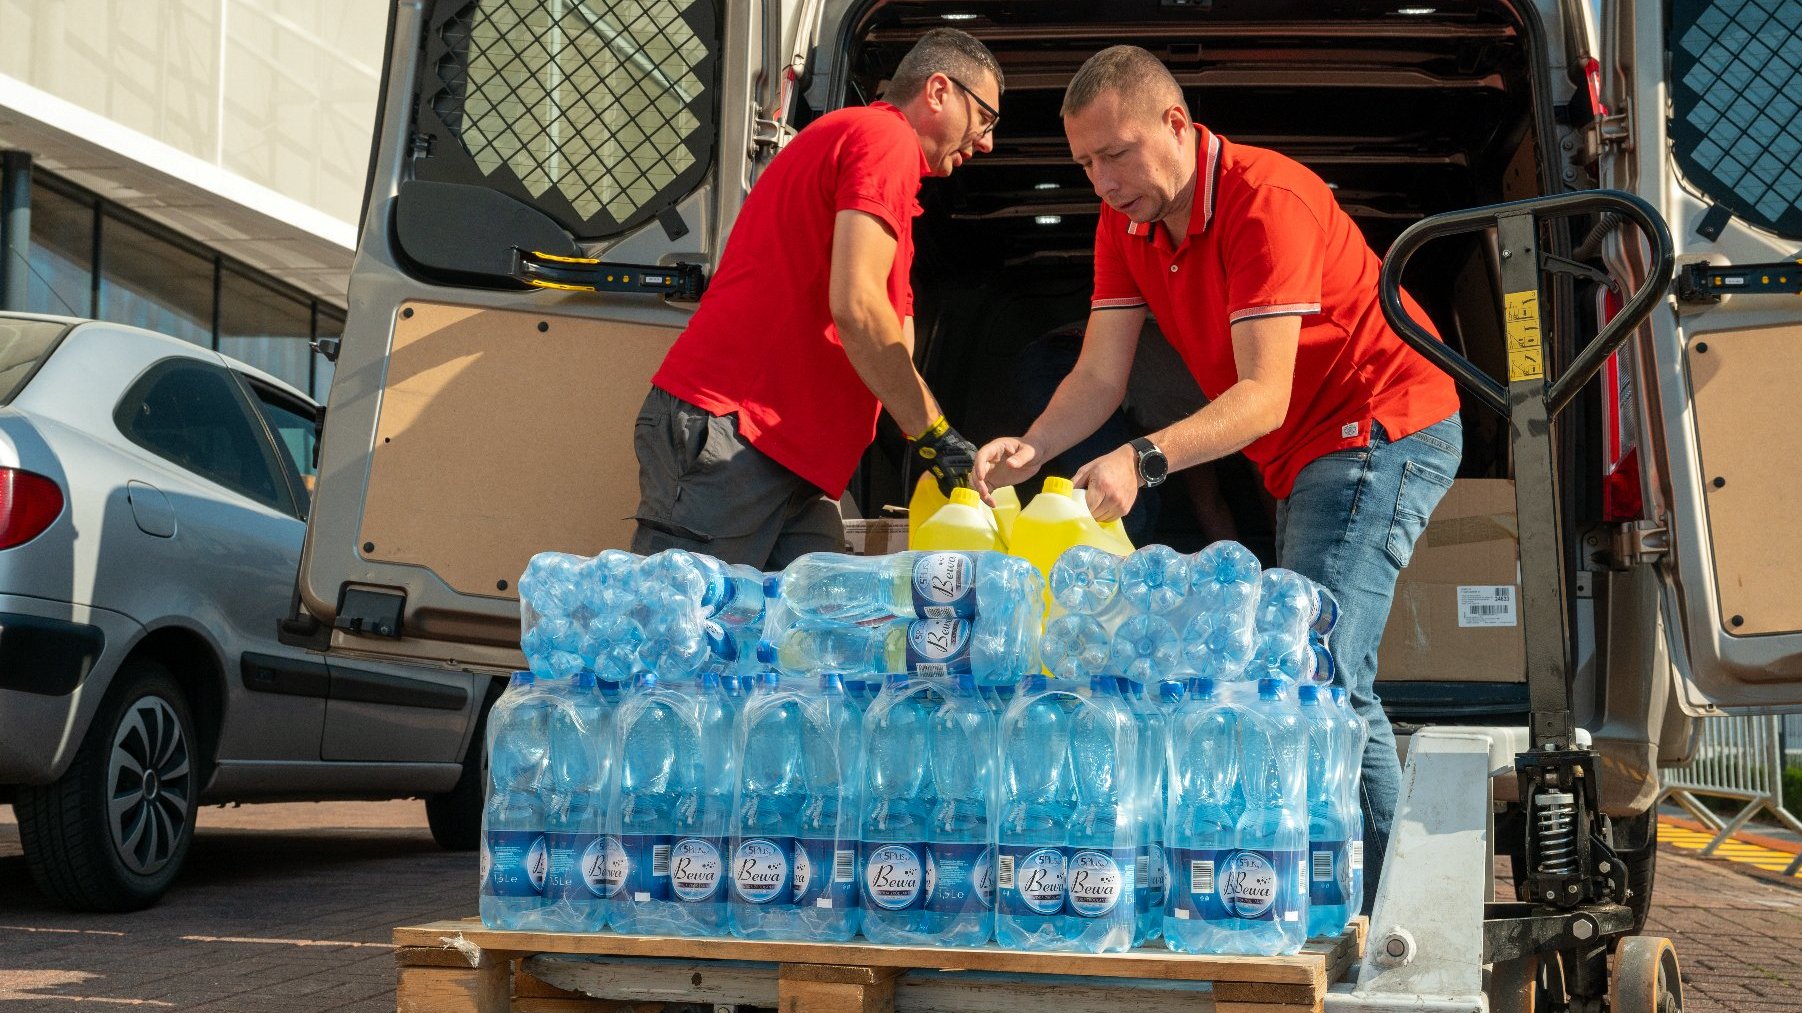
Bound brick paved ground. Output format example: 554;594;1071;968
2;802;1799;1011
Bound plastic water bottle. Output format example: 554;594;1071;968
729;654;805;939
858;675;936;943
1299;685;1351;938
971;556;1045;684
637;585;728;679
776;618;974;679
1065;678;1137;952
1157;679;1187;715
1229;678;1309;954
1120;544;1191;614
641;549;768;630
778;551;1034;625
794;673;862;941
1109;613;1181;688
1255;569;1315;641
666;671;734;936
1331;686;1368;915
1048;544;1123;615
541;672;615;932
519;552;586;621
608;673;692;934
1181;602;1258;684
1166;677;1238;952
1190;541;1261;617
925;673;996;946
1041;613;1110;682
996;676;1076;950
481;672;551;929
1125;679;1168;946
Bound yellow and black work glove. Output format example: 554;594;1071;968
909;416;978;496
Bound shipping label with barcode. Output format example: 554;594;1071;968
1457;585;1518;628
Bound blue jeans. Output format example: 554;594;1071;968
1274;415;1462;913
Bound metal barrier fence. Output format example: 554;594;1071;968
1658;713;1802;875
1785;713;1802;769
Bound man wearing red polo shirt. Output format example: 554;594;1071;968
633;29;1001;569
974;45;1463;912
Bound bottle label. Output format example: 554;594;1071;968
670;836;725;904
1148;842;1168;906
912;552;977;619
925;842;994;914
795;838;859;910
1218;848;1305;923
619;833;671;903
1310;839;1351;907
1066;847;1133;918
481;829;546;898
1350;838;1365;871
588;835;626;899
1169;847;1234;924
905;619;973;678
997;844;1067;916
543;832;605;903
861;842;927;911
731;837;792;905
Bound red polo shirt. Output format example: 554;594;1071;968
653;102;929;499
1091;127;1460;499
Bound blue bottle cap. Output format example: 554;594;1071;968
1297;683;1320;704
1188;676;1215;700
509;670;535;686
1258;676;1284;701
884;671;910;689
636;671;658;690
951;672;976;696
757;670;780;691
1022;674;1048;695
698;671;721;691
755;639;776;665
1330;685;1348;705
573;670;597;690
1158;680;1184;702
763;575;781;598
819;672;845;694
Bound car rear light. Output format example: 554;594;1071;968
0;467;64;549
1594;287;1645;523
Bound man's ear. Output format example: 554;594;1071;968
924;73;952;114
1164;103;1190;139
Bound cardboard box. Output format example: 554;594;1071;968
842;517;908;556
1377;478;1526;683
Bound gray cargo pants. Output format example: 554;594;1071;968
631;388;845;570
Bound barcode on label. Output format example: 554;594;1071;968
652;844;671;877
1457;585;1518;628
1312;850;1335;882
916;664;947;679
998;854;1016;888
921;605;956;620
1191;859;1214;895
834;849;855;883
1136;855;1150;880
1351;841;1364;871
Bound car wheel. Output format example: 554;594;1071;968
15;658;198;912
425;703;487;852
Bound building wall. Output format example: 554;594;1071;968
0;0;386;229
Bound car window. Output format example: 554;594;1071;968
0;319;70;404
246;382;319;515
113;359;296;515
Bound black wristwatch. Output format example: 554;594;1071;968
1130;437;1168;488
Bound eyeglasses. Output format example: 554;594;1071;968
945;74;999;138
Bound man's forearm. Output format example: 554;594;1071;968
1151;377;1287;472
837;307;939;437
1023;367;1128;462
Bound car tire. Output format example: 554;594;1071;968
15;658;199;912
425;704;488;852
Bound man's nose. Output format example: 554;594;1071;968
975;129;995;154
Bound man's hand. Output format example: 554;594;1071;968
973;437;1044;499
910;417;978;495
1073;444;1141;522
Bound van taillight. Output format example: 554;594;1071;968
1595;288;1644;523
0;467;64;549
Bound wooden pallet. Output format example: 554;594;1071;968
393;918;1366;1013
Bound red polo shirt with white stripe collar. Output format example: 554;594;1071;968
1090;126;1459;499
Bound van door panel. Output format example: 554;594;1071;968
1601;0;1802;710
299;0;802;671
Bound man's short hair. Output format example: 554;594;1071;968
1061;45;1184;120
886;28;1004;105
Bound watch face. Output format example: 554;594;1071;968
1139;445;1168;484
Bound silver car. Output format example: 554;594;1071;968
0;313;490;912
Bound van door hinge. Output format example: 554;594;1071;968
1608;521;1668;568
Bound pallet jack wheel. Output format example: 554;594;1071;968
1612;936;1683;1013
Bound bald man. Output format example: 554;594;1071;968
975;45;1463;913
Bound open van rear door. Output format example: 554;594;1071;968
299;0;822;672
1598;0;1802;712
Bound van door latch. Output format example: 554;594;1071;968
513;251;706;301
1677;259;1802;304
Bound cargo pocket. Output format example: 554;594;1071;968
1386;459;1454;568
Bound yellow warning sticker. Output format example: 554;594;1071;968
1504;289;1543;383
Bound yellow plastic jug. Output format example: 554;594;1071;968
990;485;1021;546
914;487;1003;551
1008;477;1121;609
907;474;950;547
1071;486;1136;555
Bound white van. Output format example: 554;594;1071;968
297;0;1798;1000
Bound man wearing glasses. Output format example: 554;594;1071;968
634;28;1003;568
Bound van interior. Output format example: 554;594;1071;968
815;0;1567;562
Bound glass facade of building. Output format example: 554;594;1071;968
22;171;341;401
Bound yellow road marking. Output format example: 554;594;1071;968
1661;818;1802;877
